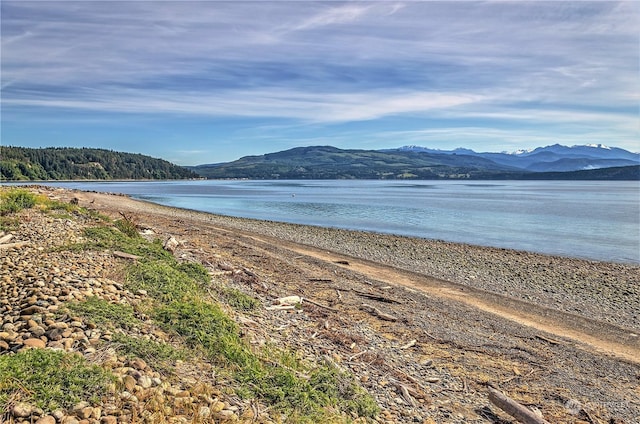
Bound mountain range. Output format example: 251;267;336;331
387;144;639;172
192;144;640;180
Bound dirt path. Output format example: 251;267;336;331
233;230;640;364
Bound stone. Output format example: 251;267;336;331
23;338;46;348
35;416;56;424
163;236;179;253
20;305;43;315
11;402;33;418
123;375;136;391
100;417;118;424
130;357;147;370
137;375;153;389
198;406;211;419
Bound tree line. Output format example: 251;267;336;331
0;146;200;180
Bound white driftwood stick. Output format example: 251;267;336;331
488;387;550;424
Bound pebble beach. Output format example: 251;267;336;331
1;186;639;423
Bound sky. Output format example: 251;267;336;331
1;1;638;165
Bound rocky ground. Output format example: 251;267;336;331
1;186;639;423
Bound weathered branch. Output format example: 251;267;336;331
360;304;397;321
488;387;550;424
113;250;141;260
304;297;338;312
352;289;400;304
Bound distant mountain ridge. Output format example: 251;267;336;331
193;144;640;180
386;144;640;172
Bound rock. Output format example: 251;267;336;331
123;375;136;391
23;338;46;348
163;236;179;253
20;305;43;315
130;357;147;370
100;417;117;424
12;402;33;418
137;375;153;389
198;406;211;419
35;416;56;424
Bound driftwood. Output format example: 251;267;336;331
243;267;258;278
113;250;141;260
488;387;550;424
397;384;417;407
352;289;400;304
334;260;350;265
400;339;417;349
304;297;338;312
360;304;397;321
0;233;14;244
535;334;562;345
309;278;333;282
0;241;29;250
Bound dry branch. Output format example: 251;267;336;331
535;334;562;345
360;304;397;321
352;289;400;304
113;250;141;260
488;387;550;424
304;297;338;312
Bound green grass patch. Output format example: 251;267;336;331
111;333;185;372
75;223;378;421
66;297;140;330
80;226;173;261
0;188;37;215
126;261;204;302
218;286;261;311
114;218;140;238
0;349;113;414
154;299;378;421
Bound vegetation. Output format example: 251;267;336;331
0;349;113;414
0;146;199;180
71;220;378;421
66;297;140;330
192;145;640;180
0;188;38;214
111;333;186;372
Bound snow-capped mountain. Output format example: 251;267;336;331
385;144;639;172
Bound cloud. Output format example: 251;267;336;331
1;1;638;155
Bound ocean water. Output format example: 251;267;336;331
15;180;640;264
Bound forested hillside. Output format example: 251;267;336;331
0;146;199;180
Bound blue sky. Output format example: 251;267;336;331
1;1;638;165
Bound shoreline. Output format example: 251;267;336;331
4;185;640;422
63;187;640;331
6;180;638;265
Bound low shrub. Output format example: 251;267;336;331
0;349;113;414
0;188;37;215
66;297;140;330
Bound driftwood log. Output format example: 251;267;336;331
360;304;398;321
488;387;550;424
113;250;141;260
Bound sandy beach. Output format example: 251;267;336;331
2;186;639;423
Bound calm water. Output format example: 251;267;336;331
13;180;640;264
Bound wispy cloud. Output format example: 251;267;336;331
1;1;638;162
